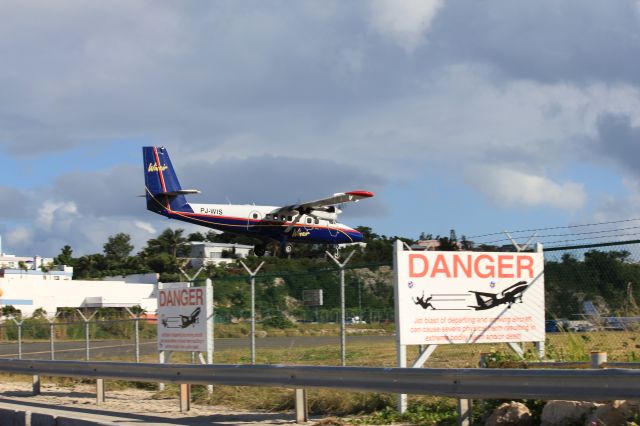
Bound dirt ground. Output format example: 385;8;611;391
0;380;311;425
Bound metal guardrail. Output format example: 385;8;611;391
1;359;639;401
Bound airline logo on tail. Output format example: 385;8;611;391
148;162;168;173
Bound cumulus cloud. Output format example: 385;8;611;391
135;221;157;235
467;167;586;211
35;201;78;231
1;1;640;254
593;113;640;174
368;0;443;51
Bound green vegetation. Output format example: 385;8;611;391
42;227;640;322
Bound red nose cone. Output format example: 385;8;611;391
346;190;374;198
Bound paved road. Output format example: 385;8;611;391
0;335;393;361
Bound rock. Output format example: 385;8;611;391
587;400;640;425
541;400;600;426
255;330;268;338
485;402;533;425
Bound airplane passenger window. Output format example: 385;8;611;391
252;213;258;219
315;218;320;224
287;216;292;221
306;218;312;224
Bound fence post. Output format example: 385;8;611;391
76;310;98;361
326;250;355;367
46;312;61;361
240;261;265;365
10;318;23;360
124;307;141;363
591;351;607;368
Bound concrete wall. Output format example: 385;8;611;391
0;279;157;317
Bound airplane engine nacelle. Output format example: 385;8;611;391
311;210;339;221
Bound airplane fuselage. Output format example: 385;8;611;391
158;202;364;245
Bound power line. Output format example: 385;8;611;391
539;232;640;246
467;217;640;240
480;224;640;245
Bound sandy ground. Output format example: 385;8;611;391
0;380;314;425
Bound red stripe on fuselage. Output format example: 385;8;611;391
181;211;354;233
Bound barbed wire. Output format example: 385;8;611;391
478;225;640;245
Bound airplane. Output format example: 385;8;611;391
160;307;201;329
180;307;201;328
468;280;528;311
143;146;374;257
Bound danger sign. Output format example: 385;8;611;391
157;283;212;352
395;249;545;345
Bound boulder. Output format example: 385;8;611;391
541;400;600;426
485;402;533;426
587;400;640;425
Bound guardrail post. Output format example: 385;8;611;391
32;375;40;395
96;378;105;404
457;398;472;426
591;351;607;368
295;388;308;423
180;383;190;412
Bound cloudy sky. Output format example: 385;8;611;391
2;0;640;257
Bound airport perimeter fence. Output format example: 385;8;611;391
0;240;640;366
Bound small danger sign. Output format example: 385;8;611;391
157;283;211;352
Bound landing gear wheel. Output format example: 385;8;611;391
254;244;266;257
281;242;294;258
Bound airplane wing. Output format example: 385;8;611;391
279;190;374;213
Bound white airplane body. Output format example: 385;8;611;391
143;146;374;256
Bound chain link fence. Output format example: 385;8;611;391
1;241;639;366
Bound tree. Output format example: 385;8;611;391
188;232;206;242
103;233;134;263
144;228;187;258
55;245;74;266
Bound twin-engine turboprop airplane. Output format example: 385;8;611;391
143;146;374;257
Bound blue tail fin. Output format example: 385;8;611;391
142;146;192;213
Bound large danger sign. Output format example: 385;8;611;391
395;250;545;345
157;283;211;352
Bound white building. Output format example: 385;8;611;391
185;242;253;267
0;276;158;317
0;247;157;317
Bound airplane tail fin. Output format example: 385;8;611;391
142;146;196;213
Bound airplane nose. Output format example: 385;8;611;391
351;231;364;242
